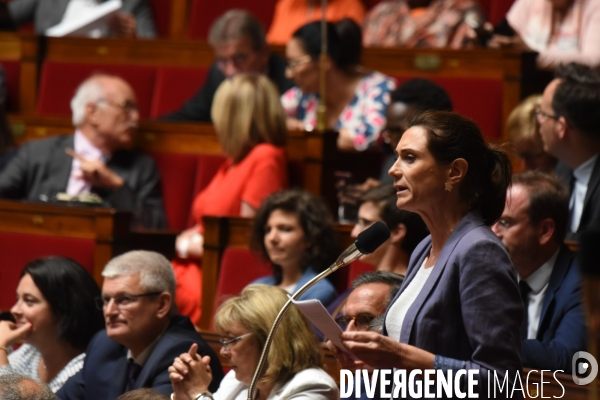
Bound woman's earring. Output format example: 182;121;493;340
445;182;453;192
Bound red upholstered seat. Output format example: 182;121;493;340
188;0;279;39
1;60;20;113
186;154;228;227
347;259;375;287
148;0;170;37
149;152;199;231
392;75;504;140
489;0;515;25
151;67;209;118
0;232;95;310
213;248;271;317
36;61;156;118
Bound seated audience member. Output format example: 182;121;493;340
337;272;403;400
0;257;104;392
489;0;600;69
57;251;224;399
249;190;338;306
172;74;288;325
162;10;294;122
0;373;57;400
7;0;156;38
492;171;586;372
117;388;169;400
538;63;600;239
0;74;167;229
169;285;338;400
0;65;15;171
282;19;396;151
362;0;483;48
507;95;557;174
267;0;366;45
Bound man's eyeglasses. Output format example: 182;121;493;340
219;333;252;351
95;292;162;310
98;99;139;114
215;54;251;70
534;106;559;121
335;313;376;331
286;55;313;70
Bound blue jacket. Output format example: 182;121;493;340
253;266;338;307
57;315;224;400
521;245;586;373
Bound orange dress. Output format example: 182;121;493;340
172;144;288;325
266;0;366;45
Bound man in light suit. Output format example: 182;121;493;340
0;74;166;229
538;63;600;240
7;0;156;38
57;251;224;400
162;10;293;122
493;171;586;373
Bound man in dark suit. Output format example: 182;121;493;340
537;63;600;240
0;74;166;229
493;171;586;373
161;10;294;122
7;0;156;38
57;250;224;400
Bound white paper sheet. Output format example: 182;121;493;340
291;297;357;360
45;0;122;37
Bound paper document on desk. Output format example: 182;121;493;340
291;298;357;360
45;0;122;37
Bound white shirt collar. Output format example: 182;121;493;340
573;154;598;186
521;249;559;293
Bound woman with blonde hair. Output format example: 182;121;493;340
172;74;289;325
169;285;338;400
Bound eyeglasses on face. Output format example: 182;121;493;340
335;313;376;331
215;53;251;70
286;55;313;70
95;291;162;310
219;332;252;351
98;99;139;114
534;106;559;121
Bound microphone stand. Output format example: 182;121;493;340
247;245;362;400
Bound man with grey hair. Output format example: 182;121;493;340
57;251;223;400
0;373;58;400
0;74;166;228
162;9;293;122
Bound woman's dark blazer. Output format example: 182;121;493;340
383;211;523;399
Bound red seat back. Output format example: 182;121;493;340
149;152;199;231
213;248;271;317
188;0;279;39
392;75;504;140
148;0;170;37
0;232;95;310
187;154;228;227
347;259;374;287
36;62;156;118
151;67;209;118
489;0;515;25
1;60;20;112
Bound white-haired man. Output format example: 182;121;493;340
57;251;224;399
0;74;166;228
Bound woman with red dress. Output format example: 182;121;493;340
172;74;289;325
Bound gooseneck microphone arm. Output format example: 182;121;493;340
247;221;390;400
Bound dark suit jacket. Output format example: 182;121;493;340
522;245;586;373
555;156;600;240
8;0;156;38
162;53;295;122
0;134;166;229
383;211;523;399
56;315;224;400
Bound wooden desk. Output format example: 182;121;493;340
0;32;38;114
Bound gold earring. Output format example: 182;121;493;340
445;182;453;192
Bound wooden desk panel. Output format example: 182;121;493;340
0;33;38;114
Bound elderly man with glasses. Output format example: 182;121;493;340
57;251;224;400
0;73;166;229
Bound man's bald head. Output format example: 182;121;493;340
0;374;57;400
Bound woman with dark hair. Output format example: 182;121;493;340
329;111;523;397
0;257;104;392
250;190;338;306
282;19;396;151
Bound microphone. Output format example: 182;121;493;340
334;221;391;270
247;221;390;399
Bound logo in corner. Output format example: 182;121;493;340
572;351;598;385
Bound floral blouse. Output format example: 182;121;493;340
281;71;396;151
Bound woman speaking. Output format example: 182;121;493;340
330;111;523;398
